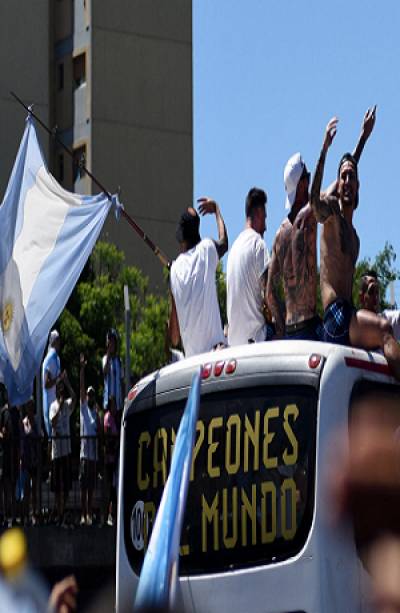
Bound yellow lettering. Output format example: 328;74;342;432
244;411;260;472
281;478;297;540
241;485;257;546
137;431;150;490
202;493;219;552
208;417;223;478
180;544;190;556
261;481;277;544
153;428;168;487
283;404;299;466
190;420;205;481
263;407;279;469
226;414;241;475
223;487;238;549
143;501;156;549
170;428;176;459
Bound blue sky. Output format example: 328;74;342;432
193;1;400;301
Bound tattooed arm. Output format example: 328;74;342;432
310;117;339;224
266;236;285;337
353;106;377;163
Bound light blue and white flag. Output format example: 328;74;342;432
0;116;114;405
134;369;201;611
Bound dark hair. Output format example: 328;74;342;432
245;187;267;219
175;208;201;247
360;269;378;294
338;153;359;208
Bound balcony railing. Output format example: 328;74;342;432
0;434;119;528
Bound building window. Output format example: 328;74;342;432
73;53;86;88
58;153;64;183
57;63;64;91
73;145;86;182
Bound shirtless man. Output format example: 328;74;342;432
359;270;400;341
267;154;319;339
310;114;400;378
268;108;376;340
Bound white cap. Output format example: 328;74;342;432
284;152;305;210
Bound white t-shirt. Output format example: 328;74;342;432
80;401;98;461
42;348;60;436
381;309;400;341
170;238;225;358
49;398;73;459
227;228;270;346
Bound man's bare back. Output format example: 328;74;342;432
271;204;317;326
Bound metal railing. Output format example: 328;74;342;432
0;434;119;527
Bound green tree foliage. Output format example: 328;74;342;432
57;241;169;402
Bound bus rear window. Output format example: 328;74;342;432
123;385;317;575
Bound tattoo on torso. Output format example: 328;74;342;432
275;204;317;325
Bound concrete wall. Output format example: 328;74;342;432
0;1;51;197
91;0;193;288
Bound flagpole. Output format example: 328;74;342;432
10;91;170;268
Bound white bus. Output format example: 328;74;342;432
116;340;400;612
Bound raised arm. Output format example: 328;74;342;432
197;197;228;258
352;106;377;164
266;237;285;338
80;353;86;404
64;371;76;411
310;117;339;223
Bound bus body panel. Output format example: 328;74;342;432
116;341;395;612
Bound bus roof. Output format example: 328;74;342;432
127;341;394;406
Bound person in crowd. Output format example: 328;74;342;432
310;114;400;378
103;395;119;527
102;329;123;415
0;402;21;527
79;354;99;527
359;270;400;341
227;187;272;345
268;108;377;340
168;198;228;357
42;330;61;437
20;398;40;526
50;372;76;527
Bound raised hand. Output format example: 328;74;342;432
361;105;377;140
323;117;338;153
197;197;218;216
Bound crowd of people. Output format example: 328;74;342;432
0;328;123;529
168;107;400;379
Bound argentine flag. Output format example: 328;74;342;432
134;369;201;611
0;116;113;405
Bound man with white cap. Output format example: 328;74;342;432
268;107;378;340
42;330;61;436
227;187;273;346
267;154;321;339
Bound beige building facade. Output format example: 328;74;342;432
0;1;193;288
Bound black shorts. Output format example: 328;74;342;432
51;455;72;494
79;458;97;490
285;316;323;341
